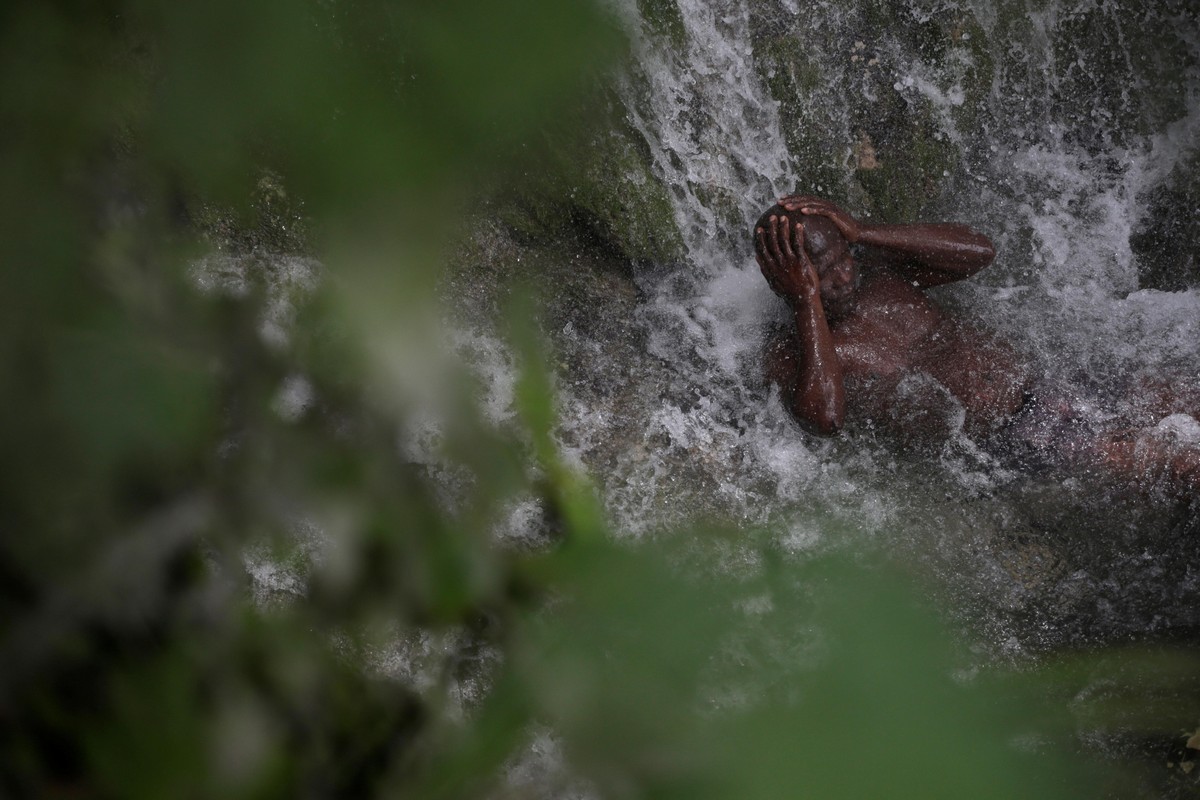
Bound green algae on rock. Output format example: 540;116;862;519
747;0;984;223
491;83;684;267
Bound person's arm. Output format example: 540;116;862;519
779;195;994;288
756;215;845;435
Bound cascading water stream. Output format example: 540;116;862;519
549;0;890;546
613;0;794;273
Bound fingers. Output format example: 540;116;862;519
778;194;831;213
755;226;772;267
756;227;775;282
766;216;785;264
775;215;795;262
778;193;823;211
794;197;846;225
754;228;783;294
793;222;817;277
787;198;857;242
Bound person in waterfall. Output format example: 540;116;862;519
755;195;1200;493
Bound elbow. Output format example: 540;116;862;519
804;418;843;437
792;402;845;437
977;236;996;266
965;235;996;271
815;411;846;437
790;380;846;436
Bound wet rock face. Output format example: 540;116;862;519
474;0;1200;282
905;472;1200;654
1133;152;1200;291
450;219;756;529
491;82;685;268
746;0;993;221
1048;1;1198;153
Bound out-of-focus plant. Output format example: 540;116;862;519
0;1;616;795
0;0;1128;798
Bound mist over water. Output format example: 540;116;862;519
540;0;1200;650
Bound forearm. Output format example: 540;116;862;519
789;299;845;435
856;223;995;282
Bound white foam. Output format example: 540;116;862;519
1153;413;1200;444
272;374;314;422
451;329;518;425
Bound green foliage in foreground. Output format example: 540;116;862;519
0;1;1186;798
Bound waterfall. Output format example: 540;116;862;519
542;0;1200;645
615;0;794;274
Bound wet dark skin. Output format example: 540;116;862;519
756;196;1011;437
756;196;1200;492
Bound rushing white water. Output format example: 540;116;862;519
548;0;882;546
614;0;794;273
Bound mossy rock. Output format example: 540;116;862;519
1050;2;1196;153
752;32;851;201
635;0;687;49
971;0;1194;155
854;119;957;221
488;79;683;267
749;0;970;222
848;66;959;222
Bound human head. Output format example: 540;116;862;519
753;203;859;319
